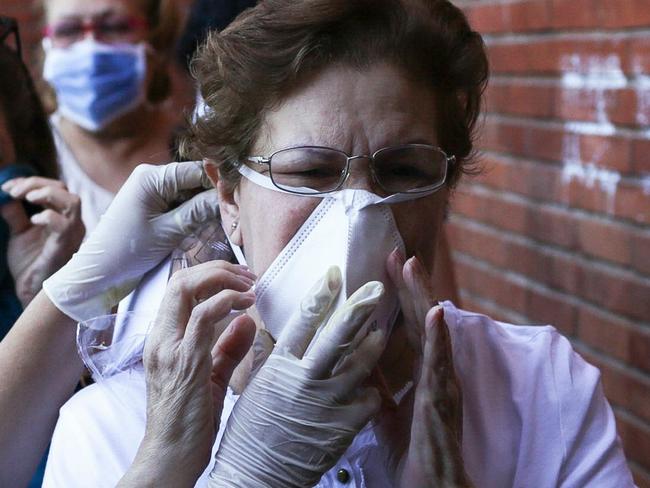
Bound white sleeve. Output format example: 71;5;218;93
42;378;145;488
551;334;635;487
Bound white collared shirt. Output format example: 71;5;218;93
43;261;635;487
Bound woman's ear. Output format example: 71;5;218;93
205;160;243;246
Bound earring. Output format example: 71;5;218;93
231;221;238;231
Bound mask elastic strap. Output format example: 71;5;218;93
237;164;327;197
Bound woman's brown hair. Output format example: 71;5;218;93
0;44;58;178
183;0;489;192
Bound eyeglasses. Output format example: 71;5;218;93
43;14;148;47
245;144;455;195
0;16;21;59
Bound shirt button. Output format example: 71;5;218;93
336;468;350;484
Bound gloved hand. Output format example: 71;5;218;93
43;161;218;322
209;267;386;488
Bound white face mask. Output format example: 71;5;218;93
229;165;436;340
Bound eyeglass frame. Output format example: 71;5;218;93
0;16;22;60
42;14;148;47
245;143;456;196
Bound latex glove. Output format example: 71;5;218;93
1;176;84;306
118;261;257;488
43;161;218;321
381;251;470;487
209;266;386;488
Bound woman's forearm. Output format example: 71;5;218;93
0;290;84;486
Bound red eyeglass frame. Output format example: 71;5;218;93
42;15;148;40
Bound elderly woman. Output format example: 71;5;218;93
13;0;634;486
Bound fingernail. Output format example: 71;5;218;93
25;191;38;202
391;247;405;265
1;180;14;191
237;266;257;280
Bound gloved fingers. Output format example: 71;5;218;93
210;314;256;393
157;262;256;341
24;185;82;217
347;386;382;429
304;281;384;379
183;288;256;353
162;160;211;197
1;176;66;199
166;189;220;236
403;256;434;344
331;328;386;400
275;266;342;359
386;249;423;353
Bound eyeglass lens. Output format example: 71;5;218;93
268;146;448;194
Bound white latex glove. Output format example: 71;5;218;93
43;161;218;322
209;267;386;488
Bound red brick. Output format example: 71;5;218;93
632;230;650;275
578;307;650;372
485;81;555;119
602;0;650;29
614;182;650;224
580;266;650;322
454;252;578;334
488;38;629;76
464;0;552;34
615;413;650;469
579;348;650;424
577;217;632;266
551;0;602;29
626;37;650;74
631;139;650;174
481;117;633;173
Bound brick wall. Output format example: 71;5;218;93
452;0;650;485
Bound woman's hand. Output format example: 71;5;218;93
118;260;257;488
42;161;220;322
209;266;386;488
382;250;471;487
1;177;84;306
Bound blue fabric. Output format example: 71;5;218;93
0;164;36;338
0;163;35;205
28;448;49;488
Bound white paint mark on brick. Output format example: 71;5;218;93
560;54;624;212
632;58;650;133
641;175;650;196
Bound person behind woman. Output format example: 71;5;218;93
39;0;182;231
41;1;634;486
0;17;83;335
0;16;84;487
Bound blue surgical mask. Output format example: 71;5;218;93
43;38;147;132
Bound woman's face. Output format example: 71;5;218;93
217;62;448;278
45;0;148;48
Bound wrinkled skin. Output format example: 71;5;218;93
2;177;85;306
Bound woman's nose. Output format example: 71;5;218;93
343;157;383;194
